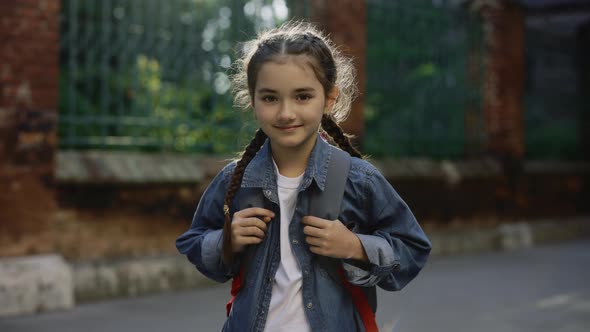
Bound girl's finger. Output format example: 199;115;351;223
305;236;324;248
308;245;324;256
235;207;275;220
235;236;263;246
239;226;265;239
303;225;323;238
302;216;327;228
235;217;268;231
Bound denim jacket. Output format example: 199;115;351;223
176;135;431;332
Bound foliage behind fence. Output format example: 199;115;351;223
59;0;487;159
59;1;585;160
363;0;485;158
524;24;584;160
59;0;296;153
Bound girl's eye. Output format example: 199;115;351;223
261;95;277;102
296;93;313;101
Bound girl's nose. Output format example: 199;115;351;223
277;101;296;120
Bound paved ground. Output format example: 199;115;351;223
1;240;589;332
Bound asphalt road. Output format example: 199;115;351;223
1;240;589;332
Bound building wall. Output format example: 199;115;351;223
311;0;367;146
0;0;60;257
0;0;587;261
479;0;526;160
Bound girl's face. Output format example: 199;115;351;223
252;56;336;156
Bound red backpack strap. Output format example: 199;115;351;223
338;267;379;332
226;268;245;317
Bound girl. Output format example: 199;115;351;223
176;21;431;332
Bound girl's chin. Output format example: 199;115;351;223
270;135;317;150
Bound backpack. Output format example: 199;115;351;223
226;146;379;332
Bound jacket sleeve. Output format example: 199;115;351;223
175;163;240;283
342;166;431;290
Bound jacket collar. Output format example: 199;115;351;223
241;133;332;192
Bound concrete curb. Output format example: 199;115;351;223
1;217;589;317
72;255;215;303
0;255;74;317
429;217;590;256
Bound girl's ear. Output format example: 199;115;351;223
324;86;339;114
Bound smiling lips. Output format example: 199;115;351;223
275;125;302;131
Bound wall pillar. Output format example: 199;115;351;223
470;0;526;216
478;0;526;161
310;0;367;147
0;0;61;257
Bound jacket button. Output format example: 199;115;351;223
292;239;299;244
307;302;313;309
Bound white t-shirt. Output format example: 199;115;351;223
264;162;311;332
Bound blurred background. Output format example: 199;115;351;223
0;0;589;331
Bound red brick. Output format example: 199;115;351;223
311;0;366;145
0;0;60;256
478;0;525;160
44;0;60;13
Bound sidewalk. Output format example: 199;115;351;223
1;216;589;317
1;239;589;332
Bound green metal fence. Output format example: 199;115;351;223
59;0;485;159
363;0;485;159
524;24;584;160
59;0;303;153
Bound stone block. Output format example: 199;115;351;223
498;222;533;250
72;255;213;303
0;254;73;317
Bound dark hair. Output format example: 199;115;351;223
222;21;362;264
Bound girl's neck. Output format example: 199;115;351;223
270;140;316;178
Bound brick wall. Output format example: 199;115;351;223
467;0;527;215
310;0;366;146
53;152;590;260
0;0;586;263
0;0;60;257
478;0;526;160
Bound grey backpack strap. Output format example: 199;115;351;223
237;145;351;217
309;146;351;220
236;188;265;211
308;147;379;313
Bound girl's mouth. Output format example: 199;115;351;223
276;125;302;131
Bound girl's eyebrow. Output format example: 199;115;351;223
256;88;277;94
256;87;316;94
294;87;316;93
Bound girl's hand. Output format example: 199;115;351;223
231;207;275;253
302;216;368;261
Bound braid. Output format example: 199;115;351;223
222;128;268;265
321;114;362;158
